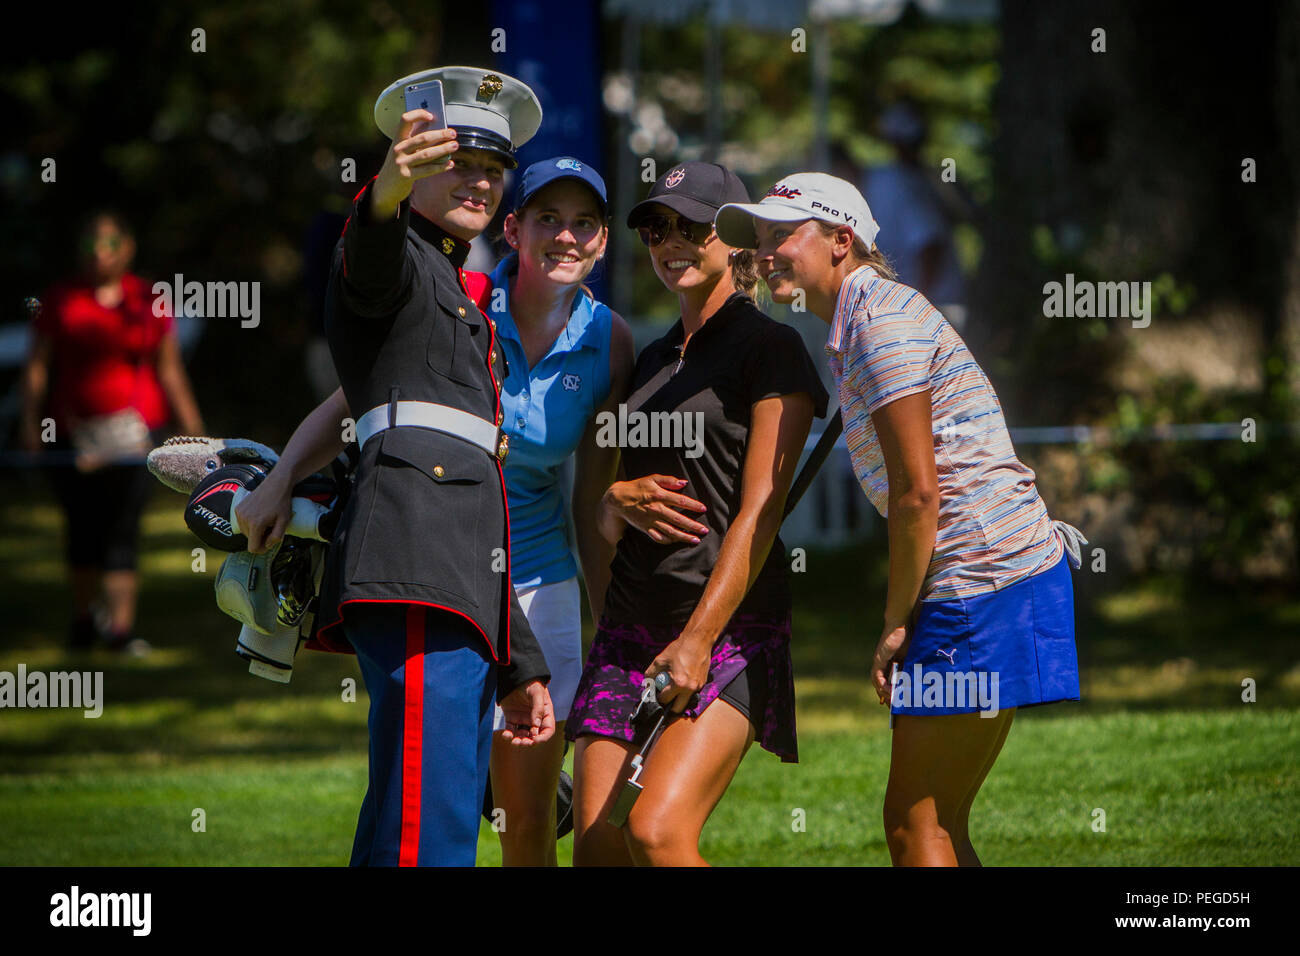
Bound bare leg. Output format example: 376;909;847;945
623;700;755;867
102;569;139;635
489;720;568;866
951;710;1015;866
571;735;638;867
883;708;1017;867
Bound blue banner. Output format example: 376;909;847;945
492;0;608;300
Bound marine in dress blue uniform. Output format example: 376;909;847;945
312;67;551;866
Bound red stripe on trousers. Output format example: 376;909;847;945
399;606;425;866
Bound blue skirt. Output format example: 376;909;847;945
890;554;1080;717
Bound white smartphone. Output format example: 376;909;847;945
403;79;446;136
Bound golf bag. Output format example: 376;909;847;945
169;446;352;682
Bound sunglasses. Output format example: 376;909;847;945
81;235;124;254
635;213;715;247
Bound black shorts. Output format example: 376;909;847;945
717;660;769;732
45;430;162;572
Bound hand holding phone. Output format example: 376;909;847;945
403;79;446;138
371;79;454;219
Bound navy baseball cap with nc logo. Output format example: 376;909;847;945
515;156;608;216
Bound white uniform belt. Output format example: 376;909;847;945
356;401;500;456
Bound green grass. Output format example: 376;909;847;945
2;483;1297;865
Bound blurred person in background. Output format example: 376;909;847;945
863;102;971;331
19;210;205;653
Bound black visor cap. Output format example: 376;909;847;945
452;126;518;169
626;161;750;229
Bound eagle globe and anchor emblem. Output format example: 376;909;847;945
476;73;504;103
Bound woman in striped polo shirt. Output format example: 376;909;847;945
717;173;1087;867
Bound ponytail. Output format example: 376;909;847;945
729;248;761;297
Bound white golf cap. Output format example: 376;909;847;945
373;66;542;168
715;172;879;250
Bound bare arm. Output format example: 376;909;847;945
235;386;352;553
647;392;814;712
572;311;635;622
594;316;708;549
154;329;205;436
18;332;53;452
868;389;939;701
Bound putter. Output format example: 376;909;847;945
889;661;899;729
607;671;682;828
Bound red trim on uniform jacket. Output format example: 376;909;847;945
339;176;379;280
461;269;493;313
308;597;499;662
399;606;425;867
458;266;512;666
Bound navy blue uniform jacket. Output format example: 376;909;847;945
313;178;550;699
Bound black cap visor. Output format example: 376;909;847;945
453;126;518;169
626;194;720;230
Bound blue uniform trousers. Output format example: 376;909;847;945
343;602;495;866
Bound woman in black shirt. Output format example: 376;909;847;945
566;162;828;866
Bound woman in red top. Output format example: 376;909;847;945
20;211;205;652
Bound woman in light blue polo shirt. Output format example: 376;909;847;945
487;157;634;866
